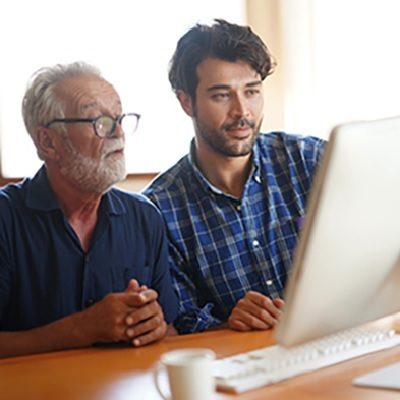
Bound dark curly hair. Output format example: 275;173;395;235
169;19;276;102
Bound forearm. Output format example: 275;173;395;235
0;309;92;359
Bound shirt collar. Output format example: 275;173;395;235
25;166;60;211
252;137;261;170
104;189;127;216
251;137;262;183
25;165;126;215
188;139;224;195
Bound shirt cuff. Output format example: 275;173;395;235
174;303;222;334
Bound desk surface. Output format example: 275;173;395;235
1;319;400;400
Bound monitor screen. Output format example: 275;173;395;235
276;116;400;346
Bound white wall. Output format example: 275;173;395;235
0;0;244;177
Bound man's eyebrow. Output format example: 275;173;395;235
206;80;263;92
206;84;231;92
246;80;263;87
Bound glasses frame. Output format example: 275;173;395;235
45;112;141;138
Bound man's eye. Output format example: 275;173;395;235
246;89;261;97
212;93;230;100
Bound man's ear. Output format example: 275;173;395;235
176;90;194;117
35;127;60;160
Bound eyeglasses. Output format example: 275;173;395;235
45;113;141;138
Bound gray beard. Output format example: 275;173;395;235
59;137;126;193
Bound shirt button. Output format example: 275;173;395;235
266;279;273;286
252;239;260;247
254;175;261;183
236;204;241;211
85;299;94;307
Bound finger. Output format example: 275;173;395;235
85;295;132;343
244;292;283;320
125;301;161;326
124;289;158;308
230;306;275;330
273;298;285;309
112;325;131;343
125;279;140;292
237;295;281;322
140;288;158;301
245;291;270;305
134;289;158;304
126;314;163;339
131;321;167;347
228;316;252;331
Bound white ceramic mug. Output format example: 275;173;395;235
154;348;216;400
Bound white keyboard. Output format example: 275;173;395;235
213;328;400;393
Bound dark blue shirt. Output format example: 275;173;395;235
0;167;178;331
144;132;325;333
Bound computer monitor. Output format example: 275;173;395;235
276;116;400;347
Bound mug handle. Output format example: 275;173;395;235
153;362;170;400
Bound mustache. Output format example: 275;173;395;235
223;118;255;130
102;138;125;155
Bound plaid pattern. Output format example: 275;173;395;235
143;132;326;333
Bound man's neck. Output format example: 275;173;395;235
46;167;102;252
194;143;253;199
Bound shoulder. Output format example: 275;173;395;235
107;187;168;239
142;154;192;202
257;131;326;152
0;180;26;210
108;187;161;217
0;181;28;242
256;132;326;165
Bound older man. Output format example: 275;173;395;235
0;62;178;358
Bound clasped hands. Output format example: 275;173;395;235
228;291;285;331
83;279;167;347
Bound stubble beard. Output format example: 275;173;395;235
194;116;262;158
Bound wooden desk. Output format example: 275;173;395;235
1;322;400;400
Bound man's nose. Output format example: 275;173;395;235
112;121;124;139
229;94;250;119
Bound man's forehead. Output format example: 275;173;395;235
79;100;103;113
196;58;261;87
55;75;121;111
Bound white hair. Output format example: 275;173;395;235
21;61;102;160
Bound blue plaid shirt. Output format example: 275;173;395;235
143;132;326;333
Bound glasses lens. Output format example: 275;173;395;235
121;114;139;135
95;116;115;138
